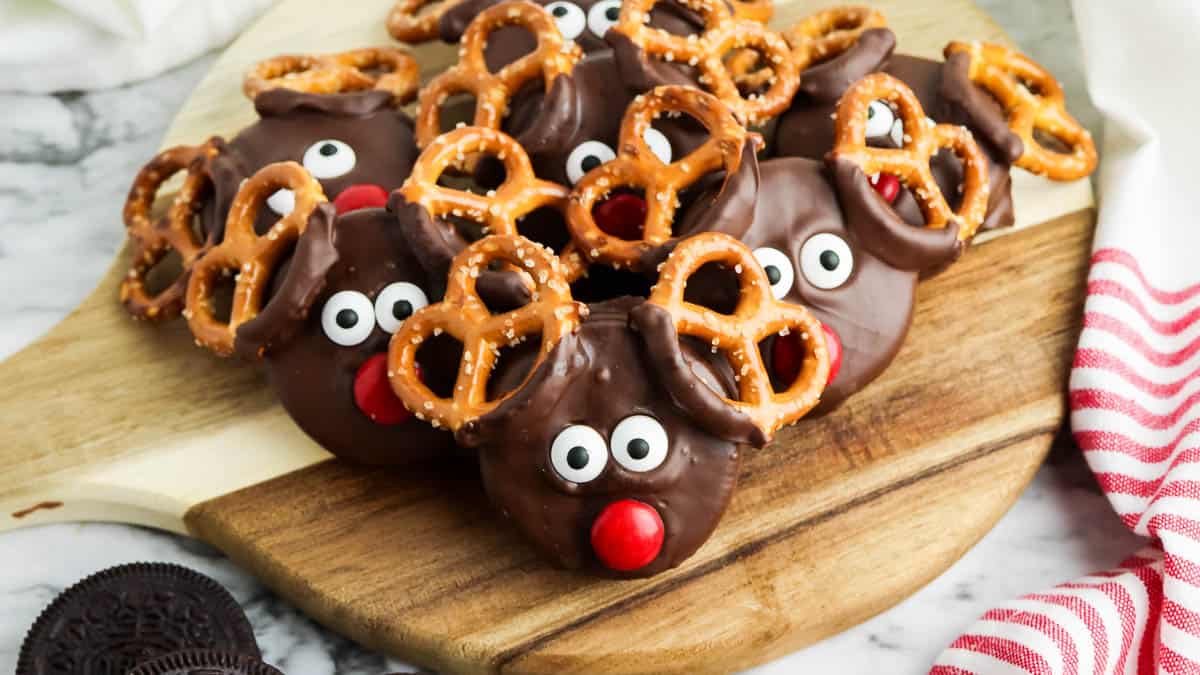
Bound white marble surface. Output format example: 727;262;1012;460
0;1;1145;673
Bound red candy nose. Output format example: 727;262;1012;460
333;184;389;214
771;323;843;387
353;353;412;425
870;173;900;203
591;499;664;572
593;193;647;241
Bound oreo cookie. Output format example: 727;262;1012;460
127;650;283;675
17;563;260;675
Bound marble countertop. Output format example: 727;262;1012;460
0;1;1145;673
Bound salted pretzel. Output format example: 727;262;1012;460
567;86;750;270
185;162;326;356
945;40;1097;181
830;73;990;240
387;0;463;43
729;0;772;23
415;1;582;149
729;6;884;90
612;0;800;125
398;125;586;279
645;232;829;439
243;47;421;104
120;142;222;321
388;234;587;430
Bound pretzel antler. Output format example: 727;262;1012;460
632;232;829;445
830;72;990;240
945;41;1097;181
567;86;750;270
730;5;886;90
415;1;581;149
243;47;421;104
399;125;585;278
387;0;464;43
185;162;327;356
120;141;223;322
388;234;586;431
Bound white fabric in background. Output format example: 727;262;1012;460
0;0;276;92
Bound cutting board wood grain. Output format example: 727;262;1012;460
0;0;1095;673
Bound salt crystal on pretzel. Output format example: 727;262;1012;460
830;72;990;240
945;40;1097;181
243;47;421;104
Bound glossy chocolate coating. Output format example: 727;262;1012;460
772;30;1017;233
207;89;420;238
460;297;741;577
238;208;456;466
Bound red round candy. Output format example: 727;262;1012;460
593;193;647;241
333;183;389;215
353;353;412;425
591;499;665;572
771;323;842;387
871;173;901;203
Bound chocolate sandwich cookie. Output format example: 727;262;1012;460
128;650;283;675
17;563;259;675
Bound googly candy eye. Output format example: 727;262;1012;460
550;424;609;483
609;415;669;472
374;282;429;334
544;1;587;39
322;290;375;346
865;100;895;141
586;0;622;38
565;140;616;184
302;139;357;179
798;233;854;290
642;127;672;165
752;247;795;299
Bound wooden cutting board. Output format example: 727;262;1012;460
0;0;1095;673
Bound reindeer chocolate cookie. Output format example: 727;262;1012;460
120;47;422;322
388;233;829;576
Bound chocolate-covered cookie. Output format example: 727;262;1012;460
235;206;456;466
17;563;259;675
128;651;283;675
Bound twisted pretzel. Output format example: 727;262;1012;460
120;141;222;322
945;41;1097;181
388;234;587;431
567;86;750;270
185;162;327;356
612;0;799;125
730;6;884;90
387;0;463;43
399;125;586;279
415;1;582;149
830;73;990;240
730;0;772;23
645;232;829;439
243;48;421;104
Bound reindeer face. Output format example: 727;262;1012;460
469;298;741;577
774;42;1017;233
245;208;455;466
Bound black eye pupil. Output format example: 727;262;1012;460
335;308;358;329
605;6;619;20
765;265;782;285
566;445;590;470
319;143;338;156
580;155;602;172
392;299;413;320
820;250;840;271
867;106;875;120
627;438;650;460
552;5;568;16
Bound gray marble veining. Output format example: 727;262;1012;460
0;1;1142;673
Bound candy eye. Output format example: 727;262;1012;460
321;290;375;346
587;0;622;38
266;188;295;216
799;233;854;290
610;415;668;472
550;424;609;484
374;282;429;334
752;247;795;299
565;140;616;184
302;139;357;179
642;127;672;165
866;100;896;140
544;1;586;39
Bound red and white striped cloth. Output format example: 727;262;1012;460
931;2;1200;673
